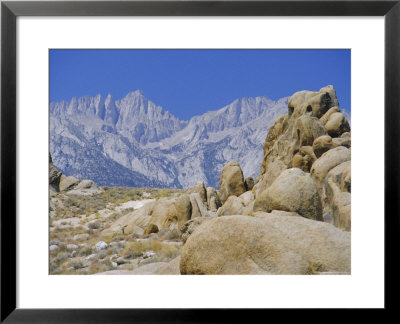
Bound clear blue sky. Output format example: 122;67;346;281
50;49;350;120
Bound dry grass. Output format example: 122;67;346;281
49;186;185;275
122;241;148;259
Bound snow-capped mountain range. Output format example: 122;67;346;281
50;90;332;188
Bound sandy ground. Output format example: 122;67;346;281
95;262;166;275
51;199;155;229
114;199;154;211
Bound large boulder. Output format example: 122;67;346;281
217;196;246;216
253;168;323;221
259;86;338;189
59;175;80;192
292;115;327;147
288;86;338;119
313;134;351;158
189;193;209;218
155;257;181;275
332;133;351;148
323;161;351;230
324;112;350;137
238;191;254;206
187;182;207;206
244;177;255;191
149;195;192;229
312;135;335;158
310;146;351;195
291;146;317;172
180;214;351;275
261;114;290;157
206;187;222;211
320;106;340;125
218;161;246;203
257;159;287;194
180;217;212;243
49;154;62;192
174;194;193;223
217;191;254;217
144;223;159;235
103;195;192;237
67;179;103;196
101;200;156;236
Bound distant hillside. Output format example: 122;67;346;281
50;89;350;188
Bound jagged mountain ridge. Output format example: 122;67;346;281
50;90;335;188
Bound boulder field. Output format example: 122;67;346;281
179;85;351;274
50;85;351;275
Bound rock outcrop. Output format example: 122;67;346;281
251;85;350;230
253;168;323;221
217;191;254;216
218;161;246;203
50;86;351;276
217;196;246;216
49;153;102;195
59;175;80;192
244;177;255;191
323;161;351;230
259;86;347;189
206;187;222;212
187;182;208;206
189;193;209;219
49;153;62;192
180;217;212;243
145;196;192;230
324;112;350;137
310;146;351;196
103;190;218;238
180;214;351;275
155;257;181;275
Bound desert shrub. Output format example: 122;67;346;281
79;218;89;224
159;189;170;198
50;251;69;269
124;264;134;271
158;229;180;240
149;240;180;260
101;234;114;245
88;222;101;230
122;241;149;259
98;250;108;259
159;244;179;259
74;225;88;234
109;212;122;221
111;233;125;242
121;208;134;216
87;261;109;274
78;245;93;256
70;260;84;270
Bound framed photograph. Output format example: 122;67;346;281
1;0;398;321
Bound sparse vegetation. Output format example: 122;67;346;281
78;245;93;256
88;222;101;230
159;189;171;198
49;185;185;275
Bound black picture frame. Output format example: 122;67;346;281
1;0;399;322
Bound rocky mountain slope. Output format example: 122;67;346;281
50;90;290;188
